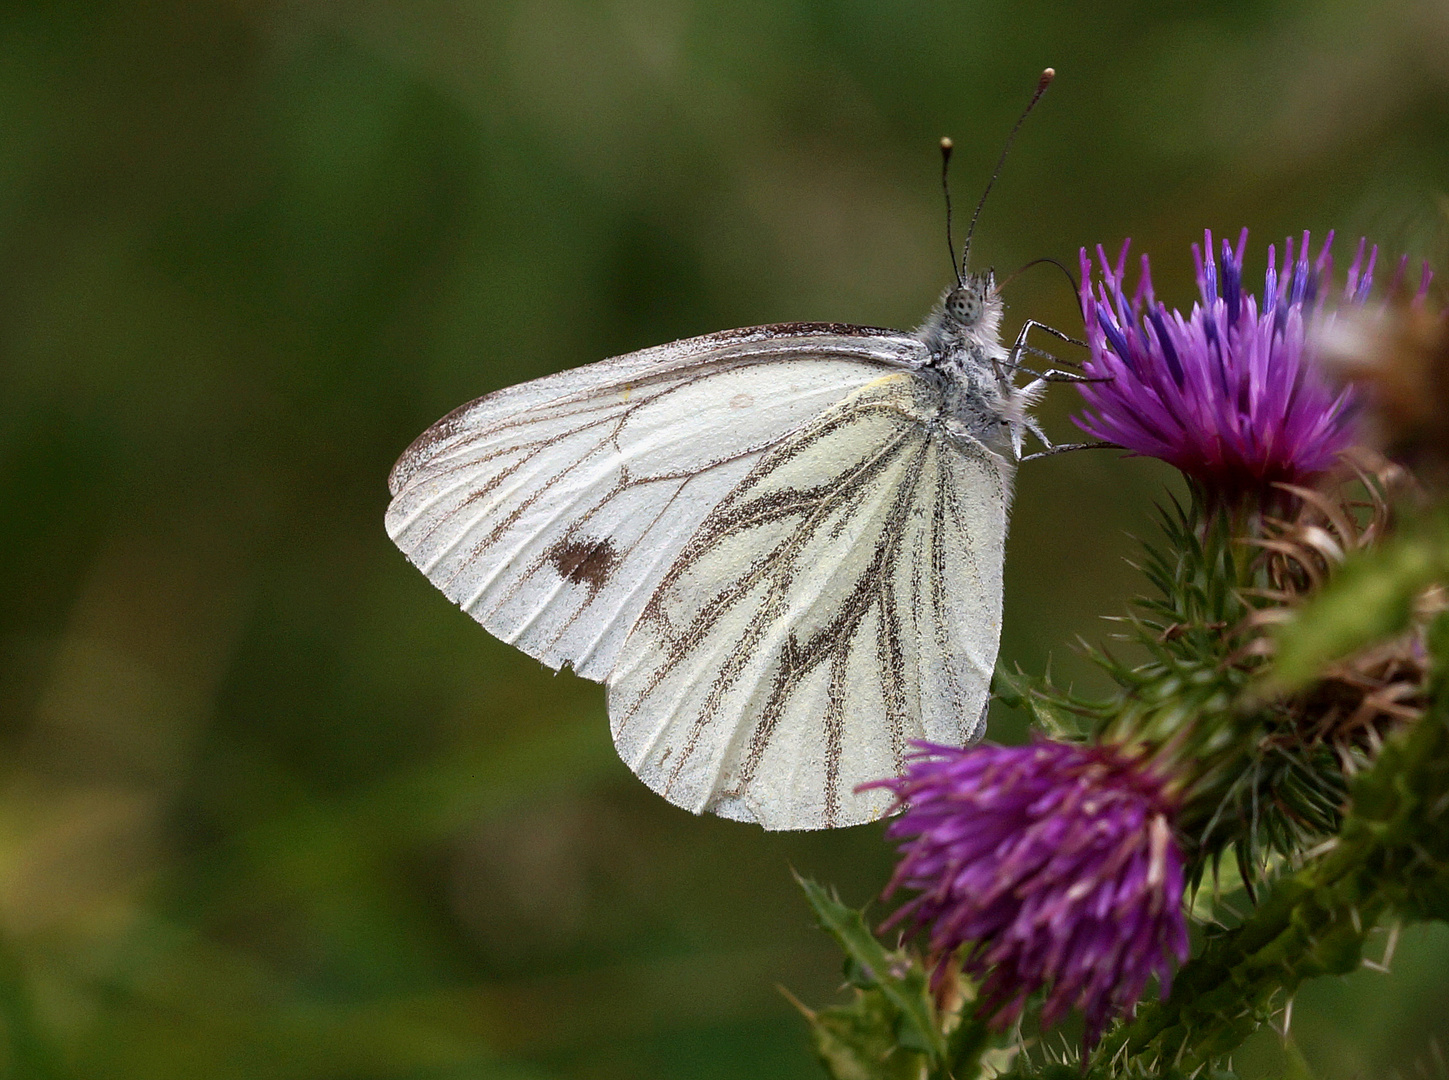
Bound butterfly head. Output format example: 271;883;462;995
944;271;996;329
925;268;1004;349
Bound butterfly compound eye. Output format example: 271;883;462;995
946;287;983;326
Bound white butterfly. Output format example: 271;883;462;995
387;75;1074;830
385;272;1081;828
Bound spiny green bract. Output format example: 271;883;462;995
1009;499;1352;885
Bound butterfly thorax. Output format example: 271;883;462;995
913;272;1029;458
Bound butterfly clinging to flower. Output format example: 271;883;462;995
386;69;1080;830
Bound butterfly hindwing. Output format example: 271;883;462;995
606;373;1012;829
385;325;925;683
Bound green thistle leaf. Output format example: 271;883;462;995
793;986;929;1080
790;875;998;1080
793;874;944;1061
992;665;1082;739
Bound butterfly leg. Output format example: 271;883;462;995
1002;374;1050;460
1019;438;1120;462
1006;358;1110;384
999;319;1096;383
1003;321;1119;460
1015;318;1086;351
1017;395;1120;461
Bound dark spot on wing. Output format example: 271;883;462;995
547;537;620;599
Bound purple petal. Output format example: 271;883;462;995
872;739;1189;1051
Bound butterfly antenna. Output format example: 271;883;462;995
999;255;1079;296
940;137;961;283
961;67;1055;272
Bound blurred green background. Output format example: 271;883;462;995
2;1;1448;1077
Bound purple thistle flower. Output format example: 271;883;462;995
1076;229;1369;503
872;739;1189;1050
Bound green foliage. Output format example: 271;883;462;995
791;876;996;1080
802;986;927;1080
794;874;944;1062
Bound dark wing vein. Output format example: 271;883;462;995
715;430;932;812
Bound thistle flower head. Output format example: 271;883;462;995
1076;229;1368;504
874;739;1189;1050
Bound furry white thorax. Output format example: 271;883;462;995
913;270;1043;461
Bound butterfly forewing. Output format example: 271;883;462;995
385;325;926;683
607;374;1011;829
